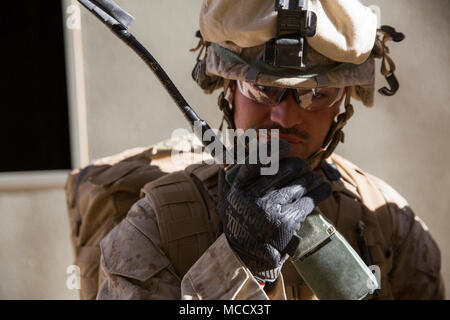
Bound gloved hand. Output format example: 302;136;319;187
218;140;332;282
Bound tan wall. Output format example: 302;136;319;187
81;0;223;160
0;0;448;299
0;189;78;299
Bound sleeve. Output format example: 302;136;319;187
97;197;284;300
388;205;445;299
181;234;286;300
96;198;181;299
371;176;445;299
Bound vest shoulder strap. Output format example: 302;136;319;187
329;153;393;247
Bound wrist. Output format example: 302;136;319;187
230;243;282;282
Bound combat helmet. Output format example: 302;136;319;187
191;0;404;166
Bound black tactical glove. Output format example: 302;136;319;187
218;140;332;282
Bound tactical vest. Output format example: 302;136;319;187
141;153;395;300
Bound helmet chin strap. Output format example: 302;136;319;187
307;87;354;169
218;79;235;132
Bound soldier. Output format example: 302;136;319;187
96;0;445;299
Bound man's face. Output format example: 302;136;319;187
232;83;343;160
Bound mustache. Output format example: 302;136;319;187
257;123;310;140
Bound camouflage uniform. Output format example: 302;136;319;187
96;153;445;300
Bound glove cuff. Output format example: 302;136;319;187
253;267;282;283
239;252;287;282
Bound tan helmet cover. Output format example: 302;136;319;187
200;0;377;64
195;0;379;106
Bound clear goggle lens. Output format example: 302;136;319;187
237;80;343;111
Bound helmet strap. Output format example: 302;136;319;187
218;79;235;131
308;88;354;168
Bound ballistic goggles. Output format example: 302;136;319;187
237;80;344;111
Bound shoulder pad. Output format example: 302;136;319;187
366;172;409;210
100;215;171;282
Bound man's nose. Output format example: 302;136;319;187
269;91;304;128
